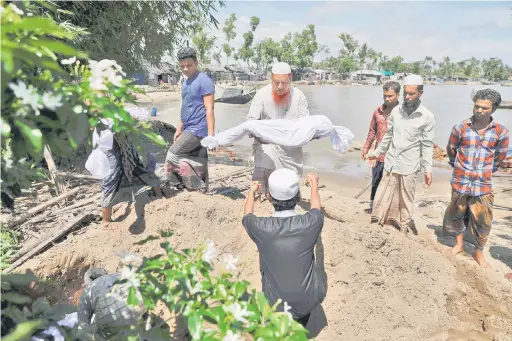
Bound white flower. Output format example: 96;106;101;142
10;3;23;15
220;254;238;271
42;92;63;110
120;266;140;288
9;81;42;114
222;330;241;341
284;302;293;318
119;251;143;266
61;56;77;65
224;303;249;324
88;59;126;90
9;81;30;99
202;240;217;264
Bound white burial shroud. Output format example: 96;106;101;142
201;115;355;153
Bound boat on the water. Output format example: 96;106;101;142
499;101;512;109
215;88;256;105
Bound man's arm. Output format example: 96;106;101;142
420;114;436;173
246;90;263;121
369;112;394;158
201;76;215;136
307;173;321;210
362;111;377;158
297;91;310;117
77;288;93;327
203;94;215;136
174;120;183;142
493;128;510;172
446;125;461;168
244;181;260;216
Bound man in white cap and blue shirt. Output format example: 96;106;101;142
242;169;327;331
367;74;436;234
246;62;310;198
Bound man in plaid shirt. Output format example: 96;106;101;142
443;89;509;267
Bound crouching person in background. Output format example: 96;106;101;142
242;169;327;330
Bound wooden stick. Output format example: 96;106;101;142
5;213;93;273
210;167;252;184
7;187;81;229
52;171;102;181
353;181;372;199
44;146;65;195
51;193;101;215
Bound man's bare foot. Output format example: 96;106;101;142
473;251;492;268
102;221;121;230
450;244;464;256
364;208;372;214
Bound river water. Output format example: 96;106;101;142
211;85;512;175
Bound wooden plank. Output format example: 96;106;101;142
44;146;65;195
7;187;81;229
5;213;93;273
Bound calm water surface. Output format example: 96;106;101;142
157;85;512;176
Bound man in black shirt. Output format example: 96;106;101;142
242;168;326;328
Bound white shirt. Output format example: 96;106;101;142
246;84;310;175
370;103;435;175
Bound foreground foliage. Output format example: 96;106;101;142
1;234;309;341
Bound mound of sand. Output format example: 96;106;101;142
18;180;512;341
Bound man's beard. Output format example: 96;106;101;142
272;90;290;106
403;99;420;111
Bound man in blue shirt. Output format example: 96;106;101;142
163;47;215;191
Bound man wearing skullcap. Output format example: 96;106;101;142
162;47;215;191
368;74;436;234
443;88;509;267
242;170;327;330
246;62;310;198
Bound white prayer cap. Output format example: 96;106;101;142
271;62;292;75
403;74;423;86
268;168;300;201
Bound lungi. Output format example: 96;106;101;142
442;191;494;250
162;131;209;192
371;171;417;230
252;167;275;197
101;140;160;209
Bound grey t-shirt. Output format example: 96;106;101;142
242;209;326;318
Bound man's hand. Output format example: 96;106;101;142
306;173;319;188
424;172;432;188
367;154;377;162
249;181;260;194
174;130;182;143
368;159;377;168
360;150;367;160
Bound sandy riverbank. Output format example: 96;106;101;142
14;149;512;340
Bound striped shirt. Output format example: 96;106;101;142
447;118;509;196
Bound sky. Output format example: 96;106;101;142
207;1;512;65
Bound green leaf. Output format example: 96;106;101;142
30;39;85;57
1;292;33;305
256;292;270;314
187;312;202;340
14;120;43;159
2;320;44;341
141;131;166;147
1;273;37;286
233;281;247;299
1;49;14;73
127;286;138;306
276;315;290;337
134;235;159;245
159;230;173;238
254;326;275;339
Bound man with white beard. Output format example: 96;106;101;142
246;62;310;198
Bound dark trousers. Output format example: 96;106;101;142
370;161;385;201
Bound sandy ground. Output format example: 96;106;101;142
16;157;512;340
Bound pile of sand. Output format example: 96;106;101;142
18;182;512;341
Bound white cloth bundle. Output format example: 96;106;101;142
85;118;114;179
201;115;354;153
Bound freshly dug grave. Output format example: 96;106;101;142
16;185;512;341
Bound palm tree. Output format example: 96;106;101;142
424;56;433;76
443;56;451;78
